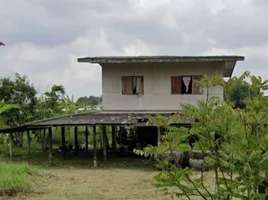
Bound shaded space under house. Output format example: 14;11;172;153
0;110;194;166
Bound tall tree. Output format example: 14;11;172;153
0;73;37;125
224;71;268;109
35;84;66;119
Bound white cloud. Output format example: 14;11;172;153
1;0;268;98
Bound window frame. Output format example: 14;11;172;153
122;76;144;95
171;75;203;95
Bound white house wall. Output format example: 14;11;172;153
101;62;224;111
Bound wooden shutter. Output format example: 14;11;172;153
136;76;143;94
122;76;132;94
171;76;182;94
192;76;202;94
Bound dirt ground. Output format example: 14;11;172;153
2;165;215;200
0;151;212;200
3;167;174;200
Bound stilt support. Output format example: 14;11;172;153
74;126;78;156
9;133;13;161
27;130;31;156
61;127;66;160
102;126;107;162
48;127;53;165
93;125;97;168
112;126;117;152
85;126;89;151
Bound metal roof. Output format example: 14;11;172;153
77;55;245;64
0;110;195;133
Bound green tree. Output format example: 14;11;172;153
224;71;268;109
35;84;66;119
0;100;20;128
0;73;37;125
135;73;268;199
0;74;37;147
0;100;20;151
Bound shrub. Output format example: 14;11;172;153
0;162;38;196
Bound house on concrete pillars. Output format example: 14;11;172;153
0;55;245;166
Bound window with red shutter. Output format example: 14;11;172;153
122;76;144;95
171;76;203;94
171;76;182;94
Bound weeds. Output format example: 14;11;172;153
0;162;39;196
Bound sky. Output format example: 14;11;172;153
0;0;267;98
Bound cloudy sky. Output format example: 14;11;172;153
0;0;267;98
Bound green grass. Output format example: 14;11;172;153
0;162;39;196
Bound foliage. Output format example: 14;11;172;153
134;73;268;199
0;100;21;128
0;73;37;125
76;95;102;106
39;84;66;118
0;162;39;196
224;71;268;108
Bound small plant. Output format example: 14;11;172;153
0;162;39;196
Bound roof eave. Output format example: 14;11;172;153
77;56;245;64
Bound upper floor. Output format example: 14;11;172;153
78;56;244;111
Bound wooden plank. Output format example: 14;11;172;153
48;127;53;165
61;127;66;160
102;126;107;162
27;130;31;156
93;125;97;168
85;126;89;151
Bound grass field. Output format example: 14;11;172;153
0;148;211;200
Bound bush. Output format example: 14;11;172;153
0;162;38;196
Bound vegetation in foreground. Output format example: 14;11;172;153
135;73;268;199
0;162;38;197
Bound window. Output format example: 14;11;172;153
122;76;144;94
171;76;202;94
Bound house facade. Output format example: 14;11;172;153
78;56;245;111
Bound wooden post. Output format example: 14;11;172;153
9;133;13;161
43;129;47;152
27;130;31;156
48;127;53;165
112;126;117;152
102;126;107;162
85;126;89;151
157;127;161;145
61;127;66;160
74;126;78;156
93;125;97;168
119;126;123;143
